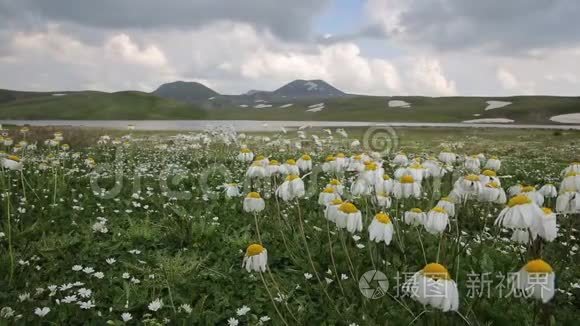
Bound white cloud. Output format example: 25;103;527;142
104;34;167;67
496;68;519;90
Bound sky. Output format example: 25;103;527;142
0;0;579;96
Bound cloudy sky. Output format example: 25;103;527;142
0;0;578;96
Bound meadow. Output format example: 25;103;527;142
0;125;579;325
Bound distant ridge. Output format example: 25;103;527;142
152;81;219;103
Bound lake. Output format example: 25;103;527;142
1;120;579;131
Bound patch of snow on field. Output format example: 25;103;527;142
473;114;481;117
254;104;273;109
550;113;580;124
208;97;215;100
484;100;511;111
462;118;514;123
388;100;411;108
52;93;66;96
279;104;294;108
306;102;325;112
239;104;248;108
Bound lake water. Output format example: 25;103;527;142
1;120;579;131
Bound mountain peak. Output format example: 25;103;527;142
273;79;346;98
152;81;219;103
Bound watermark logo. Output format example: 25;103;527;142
362;126;398;157
359;270;389;299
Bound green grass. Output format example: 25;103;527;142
0;90;207;120
0;126;579;324
1;88;579;124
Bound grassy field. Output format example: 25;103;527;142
1;89;579;124
0;125;579;324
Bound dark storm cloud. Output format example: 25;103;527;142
368;0;580;54
0;0;330;40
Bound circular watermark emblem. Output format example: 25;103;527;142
359;270;389;299
362;126;399;157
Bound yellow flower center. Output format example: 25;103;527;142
524;259;553;274
464;174;480;182
301;154;312;160
410;208;423;213
486;182;501;188
325;155;336;162
247;192;261;199
383;175;391;180
375;212;391;224
409;163;423;169
330;199;343;205
565;172;579;177
353;155;362;160
228;183;238;186
521;185;535;192
269;160;279;165
422;263;450;280
431;207;447;214
365;162;378;171
286;159;296;165
482;170;496;177
400;175;415;183
246;244;265;256
541;207;553;215
322;187;335;193
329;179;341;185
240;148;251;153
338;203;359;214
255;155;265;161
7;155;20;162
286;175;300;181
440;196;452;202
336;153;345;158
507;195;532;207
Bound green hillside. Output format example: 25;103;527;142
0;88;579;123
0;90;207;120
202;95;580;124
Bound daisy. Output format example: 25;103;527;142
276;175;305;202
478;182;507;204
435;197;455;217
280;159;300;175
246;161;266;178
121;312;133;322
374;174;394;195
556;190;580;213
318;187;341;206
519;185;544;206
424;207;450;234
224;183;241;199
438;151;456;165
403;263;459;312
538;184;558;198
242;244;268;272
237;148;254;162
148;298;163;312
484;156;501;171
560;172;580;192
350;178;372;196
404;208;426;226
561;162;580;176
2;155;23;171
511;229;537;244
296;154;313;172
34;307;50;317
393;153;408;166
533;208;558;242
392;175;421;199
326;179;344;195
464;155;481;173
494;195;544;229
450;174;482;201
325;199;344;222
243;192;266;213
368;212;394;245
479;169;500;186
375;192;392;208
322;155;338;173
265;160;281;177
515;259;555;303
336;202;363;233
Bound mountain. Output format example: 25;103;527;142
272;79;346;98
152;81;219;103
